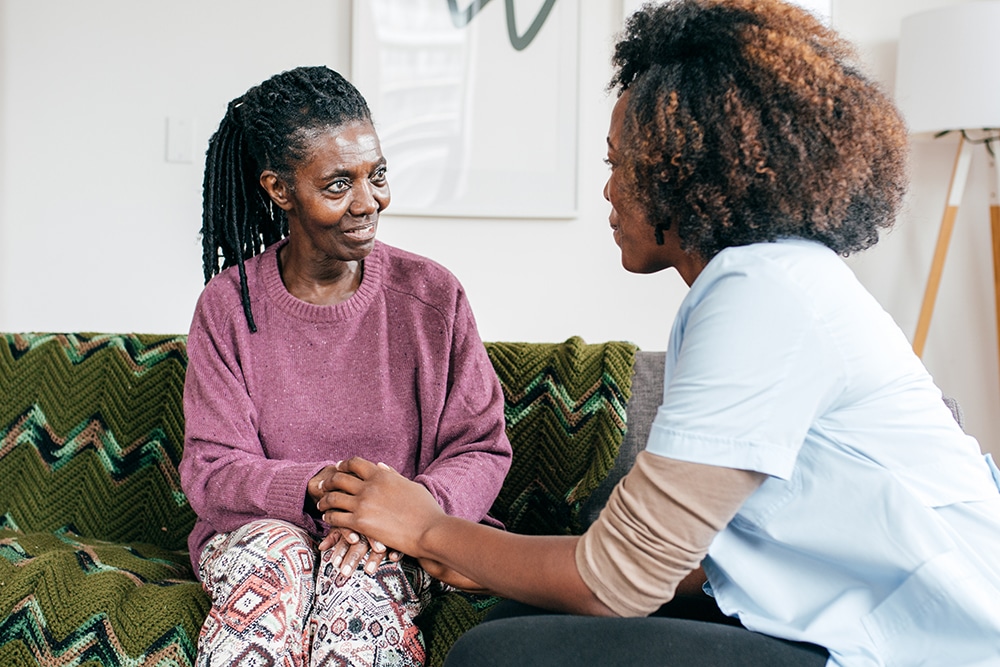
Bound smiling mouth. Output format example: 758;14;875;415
343;221;377;242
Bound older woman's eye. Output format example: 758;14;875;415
371;166;388;183
327;179;350;193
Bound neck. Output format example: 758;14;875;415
676;253;708;287
278;243;364;306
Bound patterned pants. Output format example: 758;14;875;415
196;519;436;667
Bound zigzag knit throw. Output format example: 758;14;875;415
418;336;638;666
485;336;637;535
0;333;637;667
0;332;207;667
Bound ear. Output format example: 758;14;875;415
260;170;294;211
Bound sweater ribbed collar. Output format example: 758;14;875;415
259;238;385;323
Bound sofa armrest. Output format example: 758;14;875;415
580;350;665;528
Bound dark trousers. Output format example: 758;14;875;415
443;598;830;666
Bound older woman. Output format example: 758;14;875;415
319;2;1000;665
178;66;511;667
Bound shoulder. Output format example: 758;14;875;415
377;242;466;306
690;240;852;306
192;249;273;331
703;239;841;280
674;240;852;346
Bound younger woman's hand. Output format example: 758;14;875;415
317;457;446;558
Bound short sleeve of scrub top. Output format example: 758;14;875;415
645;245;845;480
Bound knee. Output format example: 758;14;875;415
443;621;511;667
239;519;316;580
222;519;316;583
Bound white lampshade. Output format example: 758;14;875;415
895;1;1000;135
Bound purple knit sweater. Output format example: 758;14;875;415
179;239;512;571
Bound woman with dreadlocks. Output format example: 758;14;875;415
178;66;511;666
318;1;1000;665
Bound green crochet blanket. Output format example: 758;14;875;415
0;333;636;667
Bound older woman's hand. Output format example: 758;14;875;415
319;527;402;578
310;465;401;578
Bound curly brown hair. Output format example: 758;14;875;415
610;0;909;259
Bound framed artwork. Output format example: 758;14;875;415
622;0;832;23
352;0;580;219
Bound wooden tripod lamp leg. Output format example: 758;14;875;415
990;150;1000;385
913;136;975;358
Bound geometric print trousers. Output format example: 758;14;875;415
196;519;437;667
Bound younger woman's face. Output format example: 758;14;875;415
604;93;670;275
265;120;391;264
603;92;704;285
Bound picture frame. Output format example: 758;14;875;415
622;0;832;23
351;0;580;219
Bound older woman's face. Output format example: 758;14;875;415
603;93;703;284
270;120;390;264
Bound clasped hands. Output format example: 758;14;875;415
308;458;487;592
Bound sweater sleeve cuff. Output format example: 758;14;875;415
268;461;331;531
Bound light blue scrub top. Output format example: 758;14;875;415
646;239;1000;666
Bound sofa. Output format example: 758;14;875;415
0;333;640;666
0;332;964;667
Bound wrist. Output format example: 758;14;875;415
417;513;455;562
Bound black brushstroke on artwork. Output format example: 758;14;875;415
447;0;558;51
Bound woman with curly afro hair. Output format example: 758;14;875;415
319;2;1000;665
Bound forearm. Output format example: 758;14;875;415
415;448;510;523
419;516;616;616
575;451;765;616
182;446;327;535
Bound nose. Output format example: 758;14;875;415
350;180;380;216
603;176;611;202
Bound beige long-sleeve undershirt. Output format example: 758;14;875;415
576;450;767;617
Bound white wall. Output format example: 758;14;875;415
0;0;995;456
0;0;351;335
835;0;1000;457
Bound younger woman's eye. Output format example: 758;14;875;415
603;157;615;170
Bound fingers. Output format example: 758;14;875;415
327;533;350;568
337;535;373;578
317;458;401;515
317;527;342;552
361;547;384;575
336;456;381;479
316;472;364;513
307;462;341;503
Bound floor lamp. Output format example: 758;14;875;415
895;2;1000;374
